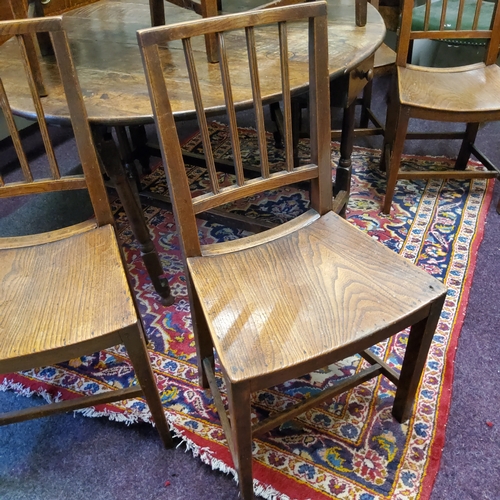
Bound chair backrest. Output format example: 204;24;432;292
0;1;25;46
0;16;113;227
397;0;500;66
137;1;331;259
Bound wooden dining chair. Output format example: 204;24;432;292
138;2;447;497
380;0;500;214
0;16;173;447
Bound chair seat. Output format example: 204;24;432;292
398;63;500;114
0;224;138;368
374;42;396;72
188;211;446;384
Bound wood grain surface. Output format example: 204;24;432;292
0;225;137;368
188;211;445;386
0;0;385;125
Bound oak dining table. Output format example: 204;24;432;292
0;0;386;303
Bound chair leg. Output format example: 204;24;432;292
334;100;357;204
227;381;254;500
189;282;215;388
359;79;373;129
291;98;303;167
455;122;480;170
122;325;174;448
380;75;400;172
392;296;445;422
382;106;410;214
269;101;284;149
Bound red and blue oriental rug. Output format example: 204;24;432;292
0;122;494;499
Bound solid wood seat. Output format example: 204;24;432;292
189;210;443;384
380;0;500;214
374;39;397;68
0;225;137;370
0;16;173;446
399;62;500;113
138;3;447;497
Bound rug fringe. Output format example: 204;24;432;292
171;424;292;500
0;378;63;404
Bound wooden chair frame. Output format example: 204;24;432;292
380;0;500;214
138;3;447;497
0;16;172;447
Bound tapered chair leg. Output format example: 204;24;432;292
455;122;480;170
359;79;373;129
380;77;399;172
392;296;445;422
382;107;410;214
227;382;254;500
189;283;215;388
122;325;174;448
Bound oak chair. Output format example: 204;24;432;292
138;2;447;497
380;0;500;214
5;0;175;306
0;16;172;447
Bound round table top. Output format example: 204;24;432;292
0;0;386;126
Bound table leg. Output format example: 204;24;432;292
93;127;174;307
129;125;152;174
115;126;142;196
334;100;356;216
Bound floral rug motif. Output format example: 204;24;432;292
1;122;494;500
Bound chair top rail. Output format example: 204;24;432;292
137;2;327;45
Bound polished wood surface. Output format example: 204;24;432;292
399;63;500;113
139;4;446;498
0;16;172;447
0;0;385;126
381;0;500;214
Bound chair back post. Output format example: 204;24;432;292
49;24;114;226
396;0;416;66
307;12;332;215
138;36;202;258
485;0;500;64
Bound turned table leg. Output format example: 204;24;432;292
334;100;356;216
93;127;174;306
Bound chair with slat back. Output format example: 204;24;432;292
4;0;175;306
138;2;447;497
0;16;173;447
380;0;500;214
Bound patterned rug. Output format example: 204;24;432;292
1;122;494;500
